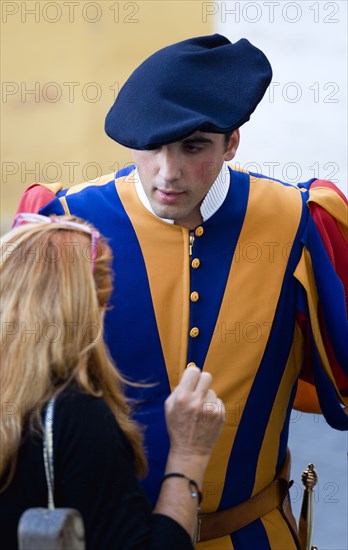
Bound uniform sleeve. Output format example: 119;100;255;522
293;180;348;428
15;173;115;218
54;390;193;550
15;182;63;216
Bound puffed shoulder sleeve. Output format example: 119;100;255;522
15;172;116;219
15;182;64;215
293;180;348;428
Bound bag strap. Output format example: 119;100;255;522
43;397;56;510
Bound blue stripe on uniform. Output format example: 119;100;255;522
40;175;172;505
231;517;271;549
187;168;250;369
219;190;310;509
314;347;348;430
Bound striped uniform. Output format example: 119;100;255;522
18;165;348;549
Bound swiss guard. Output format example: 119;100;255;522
16;34;348;549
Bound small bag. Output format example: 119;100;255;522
17;397;86;550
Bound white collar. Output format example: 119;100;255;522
133;162;230;225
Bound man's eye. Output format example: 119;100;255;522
185;144;202;153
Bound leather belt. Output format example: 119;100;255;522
197;448;293;542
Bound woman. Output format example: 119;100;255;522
0;214;225;549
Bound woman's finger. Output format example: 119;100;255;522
175;365;201;391
204;388;217;402
193;371;213;396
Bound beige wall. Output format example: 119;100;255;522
1;0;212;231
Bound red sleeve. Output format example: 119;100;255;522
15;184;56;217
305;180;348;393
308;180;348;312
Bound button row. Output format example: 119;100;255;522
187;227;204;370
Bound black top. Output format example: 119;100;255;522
0;388;193;549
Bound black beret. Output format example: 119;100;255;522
105;34;272;150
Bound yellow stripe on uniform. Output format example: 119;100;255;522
36;181;63;194
58;195;70;215
307;186;348;228
65;172;116;196
202;176;303;513
116;178;190;391
261;508;299;550
253;324;304;496
293;379;322;413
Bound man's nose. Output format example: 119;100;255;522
158;149;182;182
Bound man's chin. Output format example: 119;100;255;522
152;204;177;221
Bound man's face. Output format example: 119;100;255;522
132;130;239;229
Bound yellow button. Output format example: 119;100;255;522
191;258;200;269
190;327;199;338
190;291;199;302
187;362;197;368
195;226;204;237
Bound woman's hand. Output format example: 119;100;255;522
165;366;225;459
154;367;225;539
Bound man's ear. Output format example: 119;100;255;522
224;129;240;161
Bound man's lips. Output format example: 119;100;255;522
155;188;186;204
